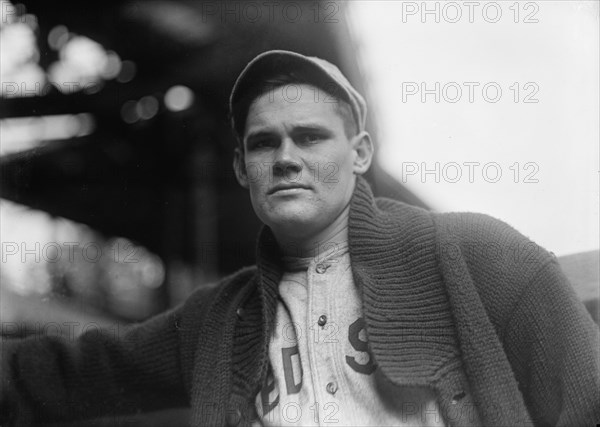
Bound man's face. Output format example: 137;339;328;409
234;83;368;241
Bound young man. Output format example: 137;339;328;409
2;50;599;427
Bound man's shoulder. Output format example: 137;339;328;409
428;209;559;327
373;196;536;249
370;195;553;269
433;210;527;242
430;209;553;265
374;196;557;307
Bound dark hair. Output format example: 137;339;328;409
231;72;357;148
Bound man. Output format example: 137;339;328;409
1;50;599;427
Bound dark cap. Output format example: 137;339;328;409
229;50;367;138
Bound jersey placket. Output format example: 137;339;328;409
306;256;340;426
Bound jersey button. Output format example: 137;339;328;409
316;263;329;274
318;315;327;326
451;391;466;405
326;381;338;395
226;408;241;426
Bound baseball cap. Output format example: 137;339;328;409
229;50;367;139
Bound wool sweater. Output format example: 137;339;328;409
1;176;599;427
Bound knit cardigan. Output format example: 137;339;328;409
2;176;599;427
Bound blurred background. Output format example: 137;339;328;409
0;0;597;347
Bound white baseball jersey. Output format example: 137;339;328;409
254;241;446;426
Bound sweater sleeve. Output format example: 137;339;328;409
503;257;600;427
0;303;189;426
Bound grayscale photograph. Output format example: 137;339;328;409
0;1;598;426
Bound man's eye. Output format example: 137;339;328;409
298;134;321;144
250;139;273;149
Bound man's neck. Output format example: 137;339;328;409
274;203;350;259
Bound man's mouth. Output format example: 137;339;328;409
268;183;311;195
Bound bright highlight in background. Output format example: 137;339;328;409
164;85;195;112
347;1;599;256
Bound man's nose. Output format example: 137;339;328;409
272;138;302;179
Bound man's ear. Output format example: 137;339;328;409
351;131;374;175
233;147;249;189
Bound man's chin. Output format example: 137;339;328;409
264;212;321;238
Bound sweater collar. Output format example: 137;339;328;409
255;175;460;384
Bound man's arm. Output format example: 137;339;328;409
503;257;600;426
1;303;189;426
